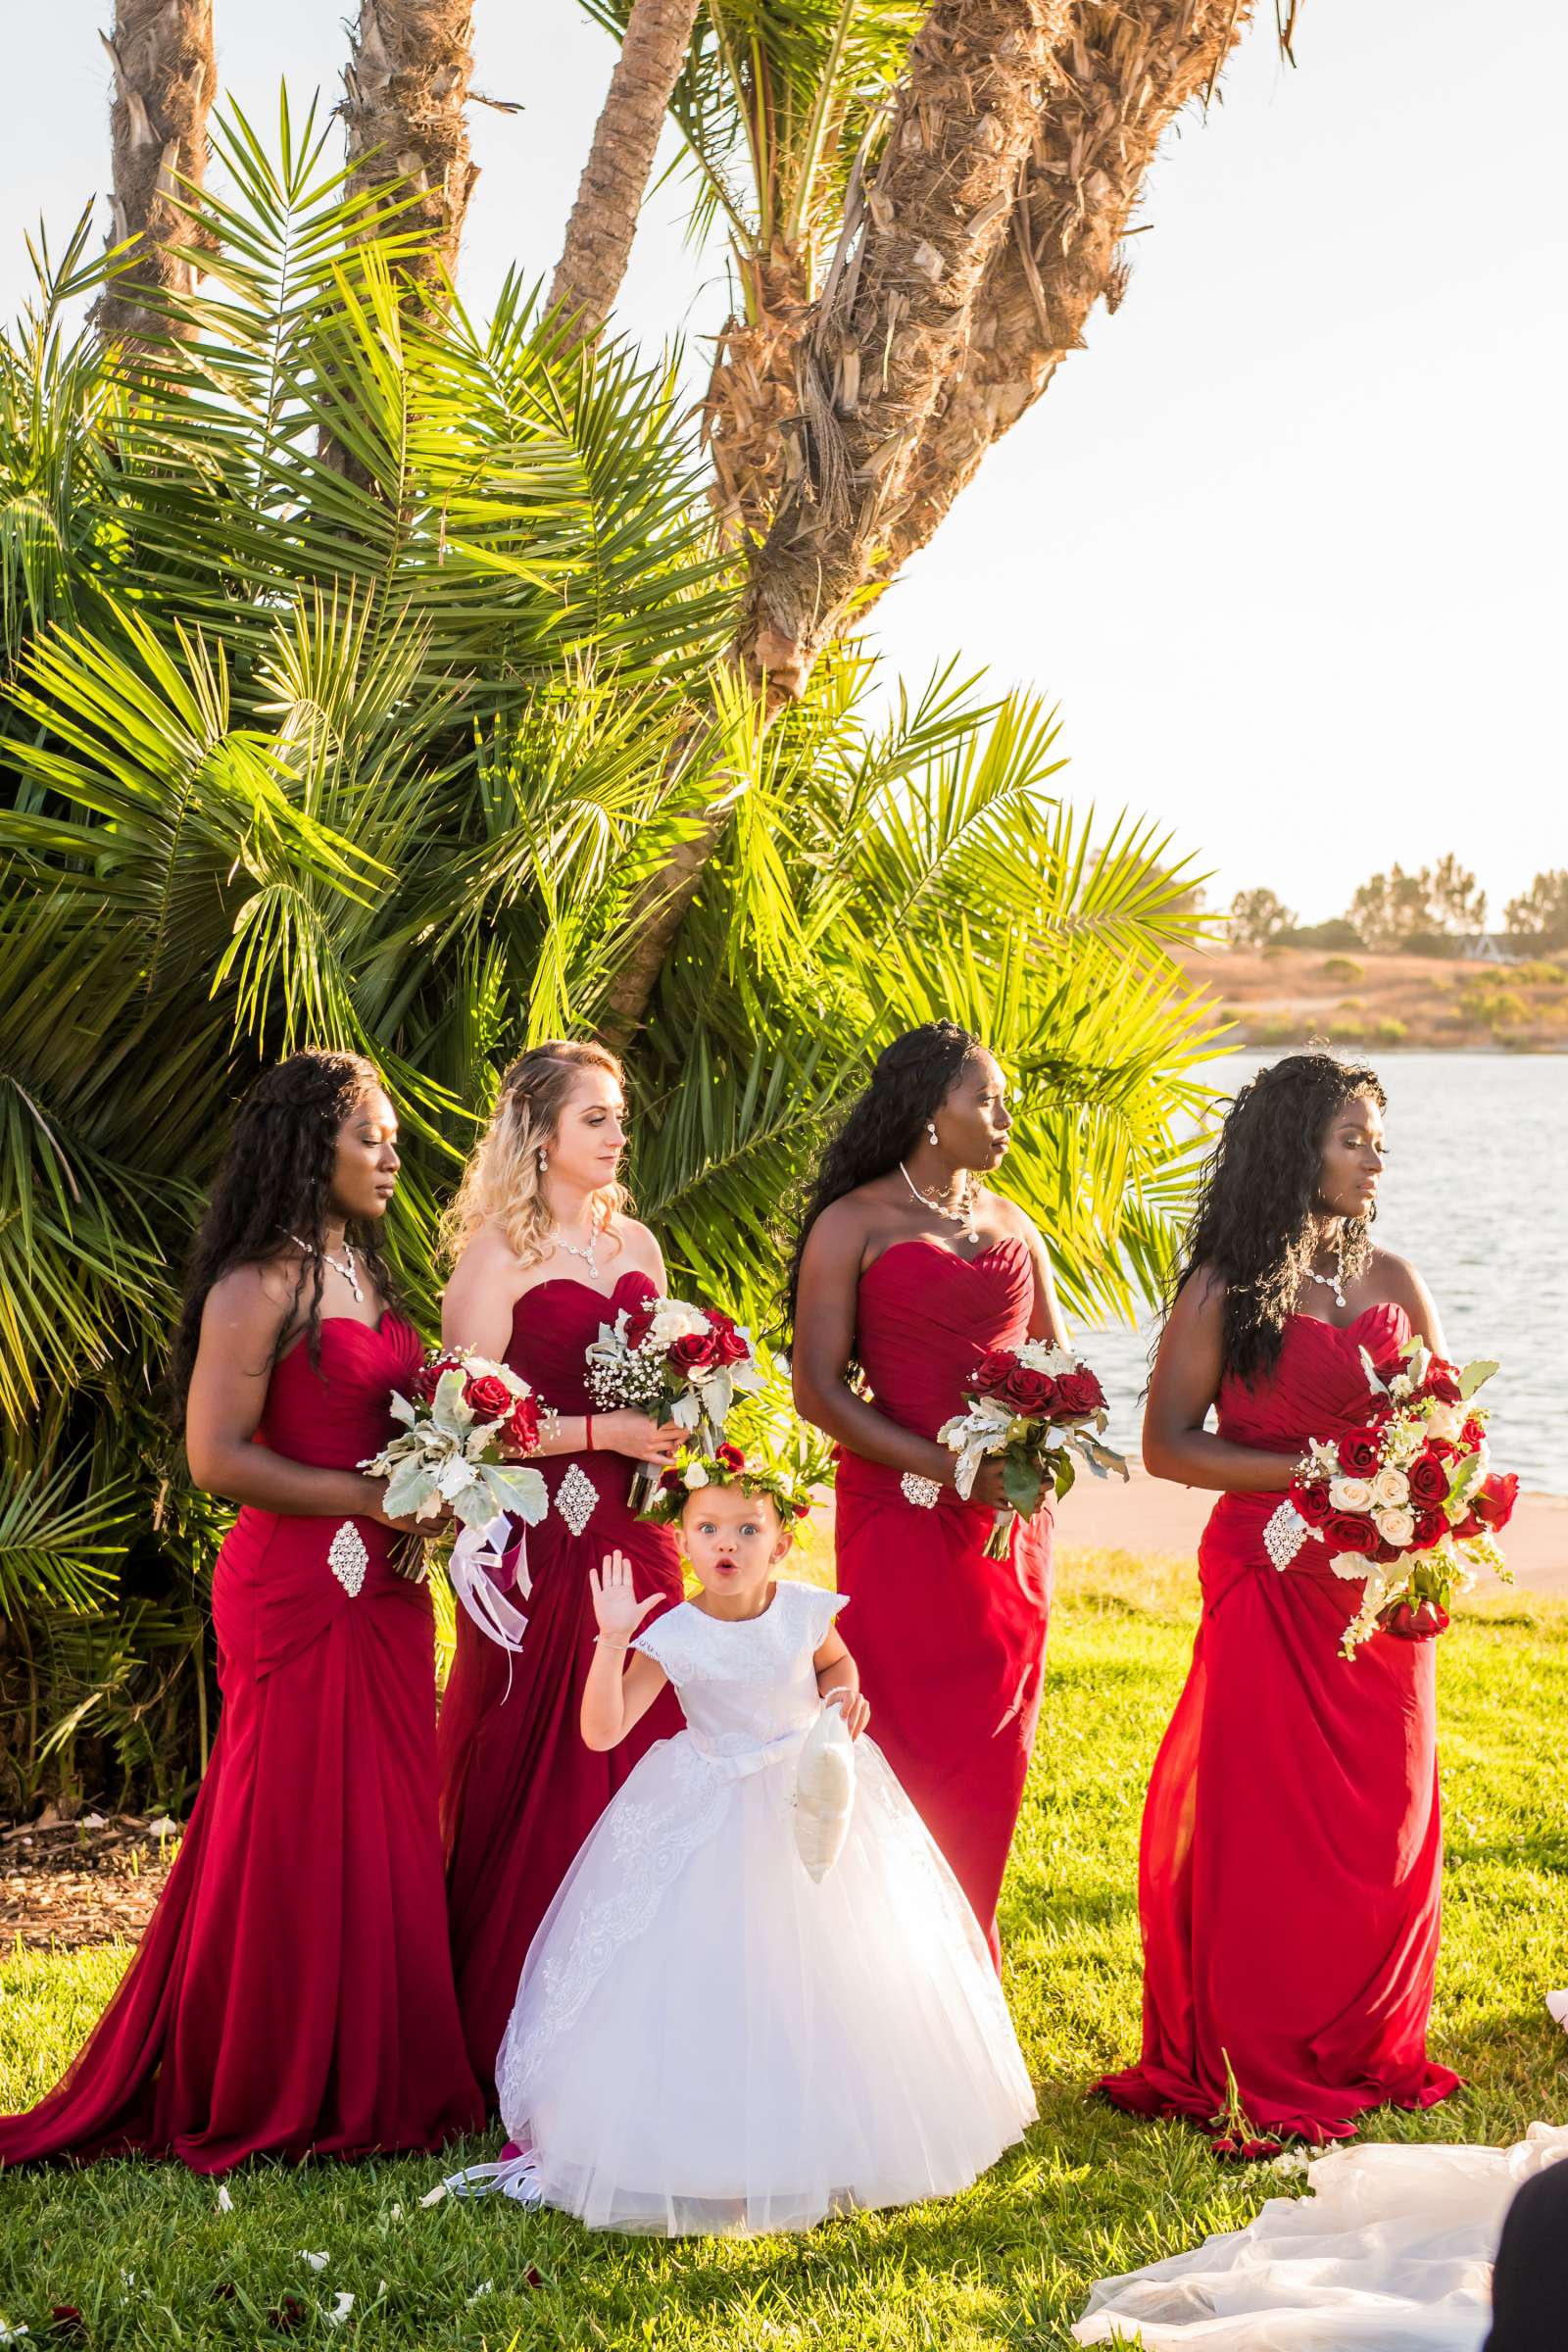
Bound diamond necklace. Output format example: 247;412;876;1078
1301;1228;1348;1310
898;1159;980;1245
288;1231;364;1303
552;1222;603;1281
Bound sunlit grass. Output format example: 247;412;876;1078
3;1550;1563;2350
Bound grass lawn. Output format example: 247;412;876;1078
3;1549;1564;2350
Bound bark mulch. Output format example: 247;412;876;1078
2;1810;180;1950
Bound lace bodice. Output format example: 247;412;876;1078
632;1582;847;1762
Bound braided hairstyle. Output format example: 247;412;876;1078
783;1020;983;1337
1174;1051;1387;1386
170;1051;396;1411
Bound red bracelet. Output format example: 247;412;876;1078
584;1412;594;1452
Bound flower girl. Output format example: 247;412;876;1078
472;1446;1036;2234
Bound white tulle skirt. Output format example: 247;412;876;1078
493;1730;1036;2234
1073;2125;1568;2349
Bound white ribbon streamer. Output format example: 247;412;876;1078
447;1514;531;1655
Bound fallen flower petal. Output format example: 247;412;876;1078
325;2294;355;2327
298;2254;328;2273
216;2185;233;2213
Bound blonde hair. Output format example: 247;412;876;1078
445;1041;630;1270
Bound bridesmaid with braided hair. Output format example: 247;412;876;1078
789;1021;1063;1964
0;1052;483;2171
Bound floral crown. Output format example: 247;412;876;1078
642;1443;815;1528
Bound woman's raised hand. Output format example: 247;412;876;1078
589;1549;662;1645
597;1410;684;1464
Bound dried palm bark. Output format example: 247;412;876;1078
550;0;705;341
738;0;1070;701
702;245;813;548
342;0;479;303
888;0;1253;575
98;0;217;347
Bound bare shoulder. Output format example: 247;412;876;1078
451;1218;527;1288
1367;1246;1434;1314
1167;1264;1225;1332
609;1214;665;1274
201;1256;296;1340
804;1190;878;1258
984;1189;1040;1244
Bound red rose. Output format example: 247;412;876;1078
1324;1511;1379;1558
1406;1451;1449;1506
1293;1482;1334;1529
667;1329;721;1374
715;1443;746;1472
413;1348;464;1404
1411;1505;1447;1549
464;1371;514;1422
623;1305;656;1351
659;1466;684;1493
793;1500;811;1519
1382;1598;1449;1642
1428;1437;1456;1461
1422;1359;1463;1403
705;1310;751;1368
1460;1416;1486;1449
1054;1369;1107;1418
1472;1472;1519;1531
1336;1428;1383;1476
974;1352;1057;1416
504;1395;541;1453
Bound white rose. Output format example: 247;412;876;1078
1371;1466;1409;1507
1374;1506;1416;1548
650;1300;707;1347
1425;1401;1463;1443
1329;1476;1375;1513
683;1462;710;1490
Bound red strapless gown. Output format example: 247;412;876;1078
834;1236;1053;1965
438;1272;684;2095
1099;1302;1461;2143
0;1315;484;2172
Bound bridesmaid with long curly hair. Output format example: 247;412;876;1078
788;1021;1062;1964
1098;1052;1461;2146
0;1052;483;2171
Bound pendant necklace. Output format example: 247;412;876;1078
553;1223;603;1281
898;1160;980;1245
1302;1228;1348;1311
289;1232;364;1303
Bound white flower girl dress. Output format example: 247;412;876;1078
489;1580;1036;2234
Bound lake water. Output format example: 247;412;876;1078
1074;1053;1568;1496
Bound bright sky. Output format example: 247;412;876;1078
7;2;1563;923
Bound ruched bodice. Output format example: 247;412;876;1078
855;1236;1036;1444
508;1270;654;1413
1216;1301;1410;1457
259;1314;423;1467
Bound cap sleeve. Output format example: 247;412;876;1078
793;1581;849;1653
630;1603;691;1682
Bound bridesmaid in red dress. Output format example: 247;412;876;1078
438;1042;685;2094
1099;1052;1461;2145
0;1053;484;2171
790;1021;1062;1965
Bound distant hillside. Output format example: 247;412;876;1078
1178;944;1568;1053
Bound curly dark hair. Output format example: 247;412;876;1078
1174;1051;1387;1386
170;1051;397;1412
782;1020;983;1336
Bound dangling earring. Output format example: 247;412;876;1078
537;1149;548;1173
926;1120;939;1147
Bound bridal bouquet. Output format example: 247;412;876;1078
1263;1336;1517;1658
939;1341;1128;1558
360;1350;551;1650
586;1295;761;1510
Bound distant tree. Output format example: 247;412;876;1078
1505;869;1568;949
1428;854;1487;936
1348;858;1487;951
1229;888;1296;948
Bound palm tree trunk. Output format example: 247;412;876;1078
886;0;1253;577
342;0;478;304
701;245;813;548
736;0;1068;703
549;0;705;342
98;0;216;347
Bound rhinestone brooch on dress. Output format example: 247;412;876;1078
556;1463;599;1540
1263;1500;1310;1573
900;1472;942;1510
327;1520;369;1597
